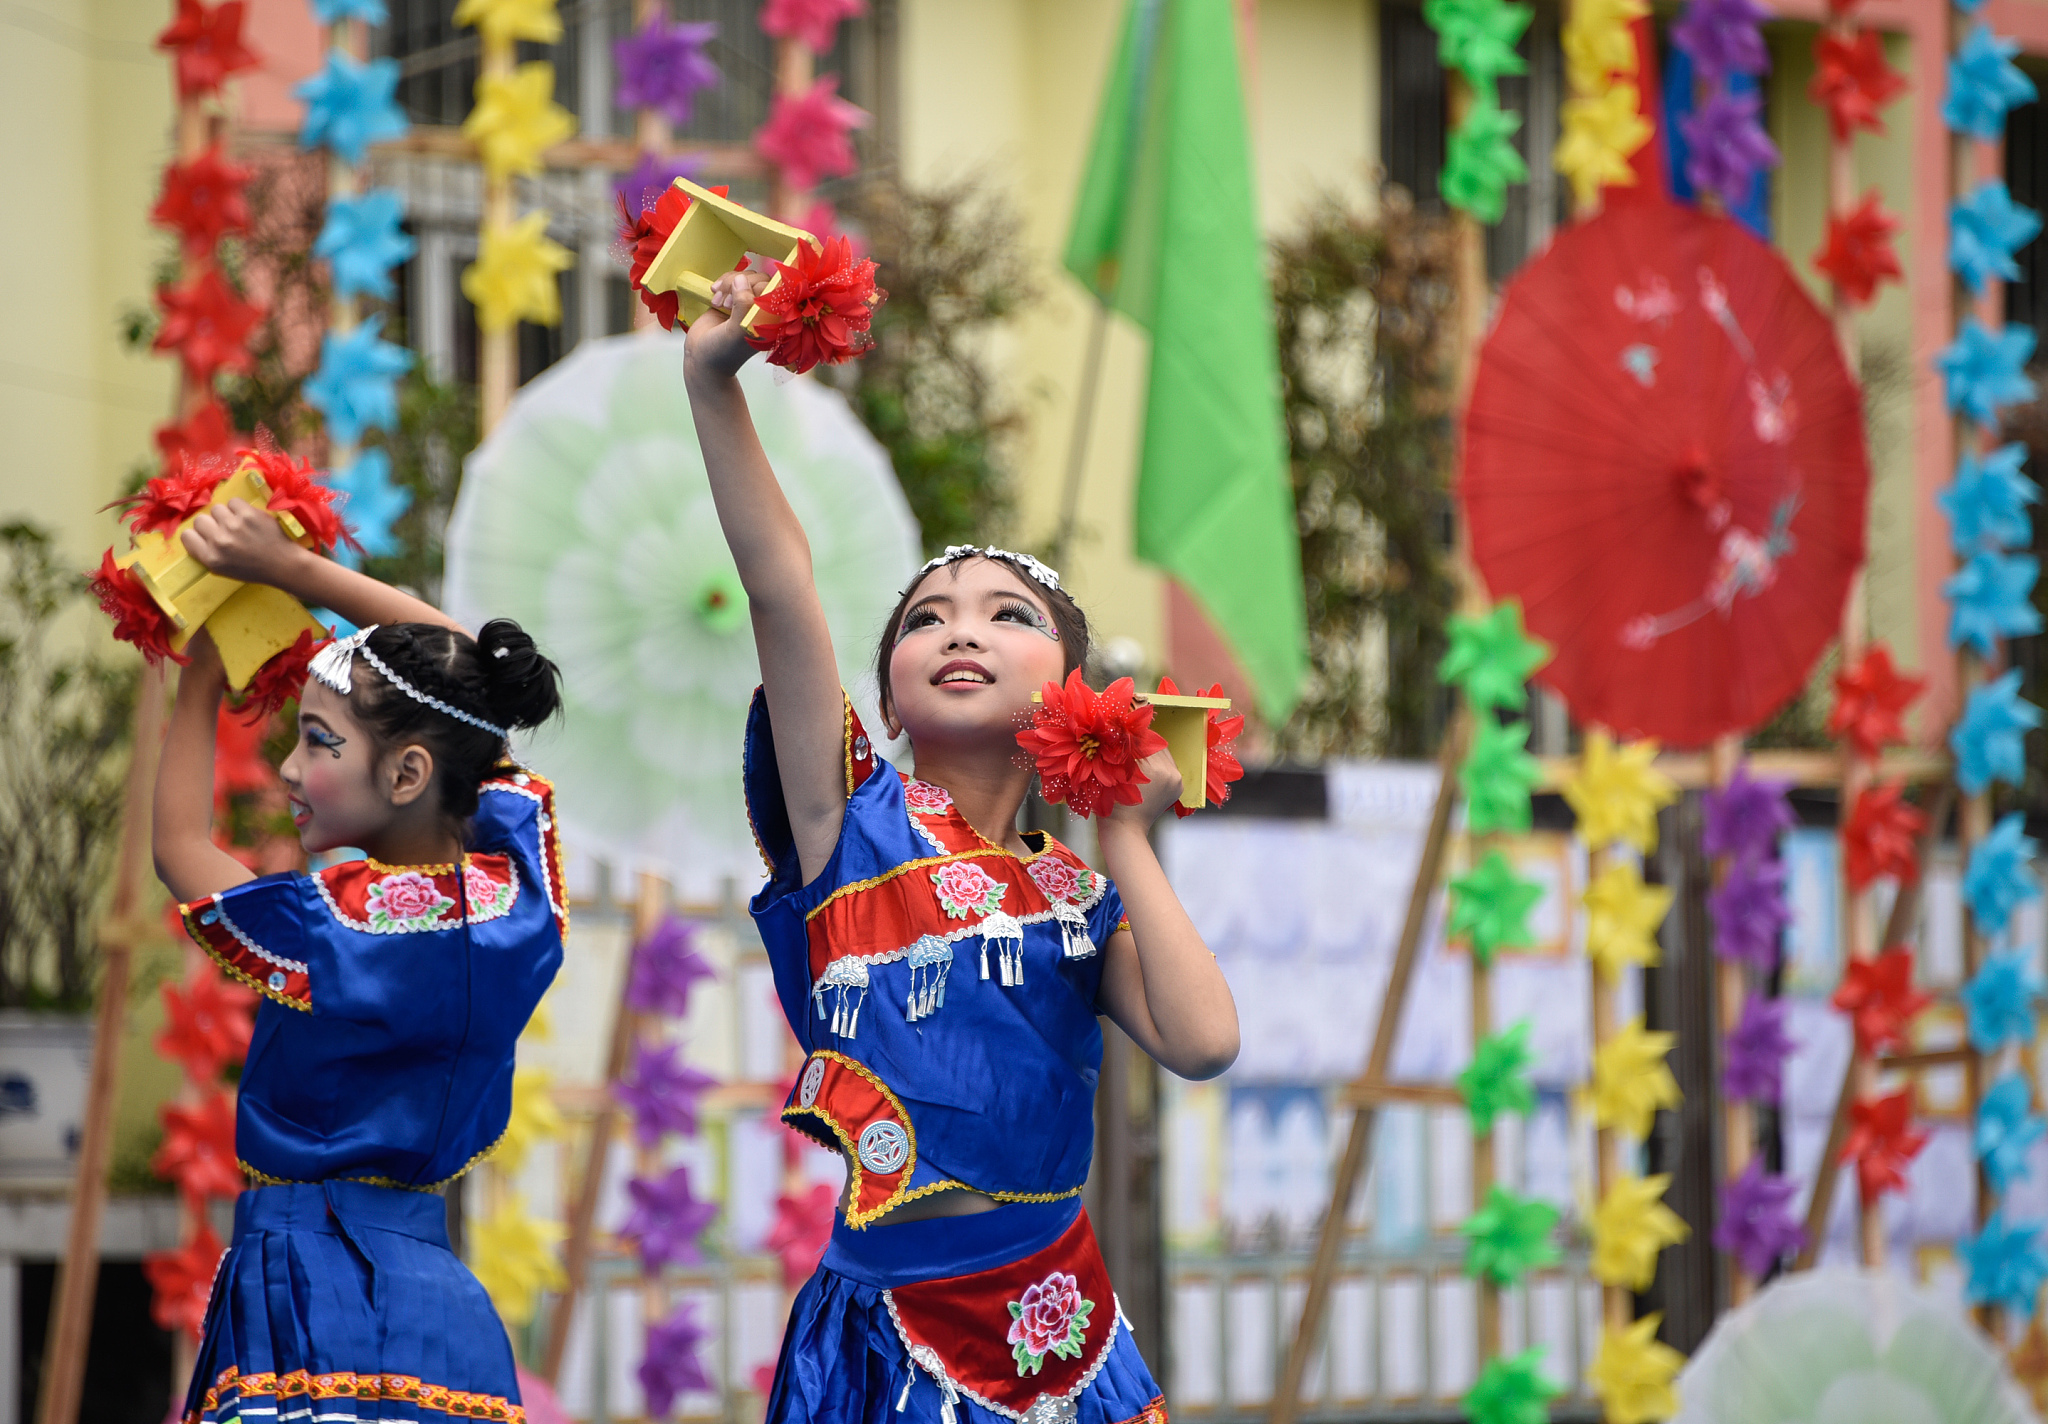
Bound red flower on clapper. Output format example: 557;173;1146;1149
1016;670;1169;820
1157;676;1246;818
616;183;744;331
89;552;183;666
745;234;884;374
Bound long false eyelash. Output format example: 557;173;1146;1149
997;599;1061;641
896;607;943;642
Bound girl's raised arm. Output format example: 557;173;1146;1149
179;500;461;634
684;273;849;883
152;632;256;903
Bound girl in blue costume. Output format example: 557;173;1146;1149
686;268;1240;1424
152;498;566;1424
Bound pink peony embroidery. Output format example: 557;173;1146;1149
931;861;1006;919
904;780;954;815
462;863;512;916
1007;1270;1094;1375
365;870;455;930
1028;857;1099;906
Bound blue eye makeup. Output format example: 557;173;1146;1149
307;726;346;759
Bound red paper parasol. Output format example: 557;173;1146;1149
1461;195;1869;747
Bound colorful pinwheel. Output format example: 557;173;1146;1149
613;16;720;128
623;1164;720;1272
1936;317;2038;429
1977;1072;2046;1196
1712;1158;1805;1277
1965;812;2041;937
1940;443;2038;553
1458;1021;1537;1133
1951;181;2043;295
314;189;416;300
1721;992;1795;1103
1460;1184;1561;1286
1951;671;2040;795
1945;548;2043;657
1702;762;1795;860
294;51;409;164
303;315;415;447
1964;948;2045;1053
754;75;869;193
1944;24;2037;140
1447;849;1544;966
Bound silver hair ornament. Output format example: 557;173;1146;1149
917;545;1062;594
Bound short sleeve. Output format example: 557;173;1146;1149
181;873;313;1011
1088;878;1129;949
474;766;569;939
743;686;882;901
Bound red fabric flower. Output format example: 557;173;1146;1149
151;1091;242;1207
1157;676;1246;818
616;183;739;331
1017;669;1171;821
89;551;183;665
154;401;238;479
1843;782;1925;889
1827;643;1925;759
232;630;327;722
153;269;262;383
111;453;234;537
151;146;252;256
1841;1089;1929;1206
1811;30;1906;142
764;1182;835;1288
143;1220;225;1338
1830;946;1932;1054
745;234;884;374
156;0;258;100
753;75;868;194
758;0;866;54
1812;192;1903;308
156;967;258;1083
242;445;351;554
214;702;275;807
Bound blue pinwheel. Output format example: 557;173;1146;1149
304;315;414;447
1945;547;2042;656
325;449;412;566
1952;181;2042;295
1950;670;2041;795
1959;1209;2048;1318
1964;812;2041;938
310;0;386;22
1977;1072;2045;1196
314;190;416;301
1944;24;2039;141
1963;948;2044;1053
295;52;409;164
1936;318;2038;430
1940;443;2038;553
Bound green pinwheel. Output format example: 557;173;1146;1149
1460;1184;1562;1286
1425;0;1532;90
1463;1346;1563;1424
1442;98;1529;226
1439;599;1550;711
443;336;921;899
1447;849;1544;966
1461;716;1539;834
1458;1020;1537;1133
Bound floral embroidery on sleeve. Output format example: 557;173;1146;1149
1007;1271;1094;1376
462;862;517;918
1026;857;1101;907
365;871;456;932
904;780;955;815
931;861;1008;919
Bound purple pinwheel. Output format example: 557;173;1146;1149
623;1164;720;1272
616;150;702;216
1680;87;1780;210
639;1300;716;1417
614;18;720;129
1670;0;1770;80
627;915;718;1019
1702;763;1795;861
1708;852;1791;971
1713;1159;1806;1279
1722;993;1795;1103
614;1040;718;1146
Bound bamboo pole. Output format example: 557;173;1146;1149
1706;733;1755;1307
478;34;516;437
36;667;169;1424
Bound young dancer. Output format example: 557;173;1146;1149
152;500;565;1424
687;268;1239;1424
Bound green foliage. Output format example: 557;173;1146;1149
844;175;1034;554
1270;191;1462;759
0;524;137;1010
357;372;480;609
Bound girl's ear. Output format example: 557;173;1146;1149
385;744;437;808
880;703;903;741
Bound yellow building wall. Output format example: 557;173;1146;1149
896;0;1377;669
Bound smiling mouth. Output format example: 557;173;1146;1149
288;797;311;824
933;661;993;686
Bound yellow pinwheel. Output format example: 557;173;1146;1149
453;0;561;47
1588;1314;1686;1424
1554;84;1654;210
463;211;575;334
1590;1018;1682;1139
1590;1173;1690;1290
463;61;576;181
1561;0;1648;94
1562;729;1674;853
1582;860;1673;980
492;1064;565;1175
468;1193;566;1326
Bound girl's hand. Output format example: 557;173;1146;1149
683;269;773;382
1106;745;1185;834
182;499;309;587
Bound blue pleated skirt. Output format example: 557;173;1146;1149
766;1198;1167;1424
183;1181;523;1424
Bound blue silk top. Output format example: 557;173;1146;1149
179;769;566;1190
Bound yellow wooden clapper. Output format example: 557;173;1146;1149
638;177;821;332
1029;688;1234;811
114;455;328;690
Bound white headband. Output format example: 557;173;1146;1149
917;545;1063;593
308;625;510;740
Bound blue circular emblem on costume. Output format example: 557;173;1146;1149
269;971;287;991
857;1119;909;1174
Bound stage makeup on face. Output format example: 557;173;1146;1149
307;725;347;759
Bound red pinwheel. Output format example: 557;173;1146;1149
1843;782;1925;889
154;401;238;478
745;234;884;374
1810;30;1907;142
1841;1089;1928;1205
1156;676;1246;818
151;1091;243;1207
616;182;741;331
142;1219;225;1338
1826;643;1924;759
233;630;327;723
89;552;182;665
1016;669;1170;820
156;0;258;99
153;270;263;382
1460;196;1869;746
214;703;275;806
1830;946;1932;1054
151;146;251;256
243;445;351;554
156;968;258;1084
764;1182;835;1288
111;452;233;536
1812;193;1902;308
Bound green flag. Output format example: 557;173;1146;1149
1064;0;1307;724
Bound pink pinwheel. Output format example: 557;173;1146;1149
765;1181;835;1287
760;0;865;54
753;75;868;193
613;1040;718;1145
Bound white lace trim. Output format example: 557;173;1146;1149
482;778;565;926
881;1287;1123;1424
812;905;1098;991
311;865;519;935
212;900;310;976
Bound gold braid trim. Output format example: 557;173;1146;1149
239;1125;507;1195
